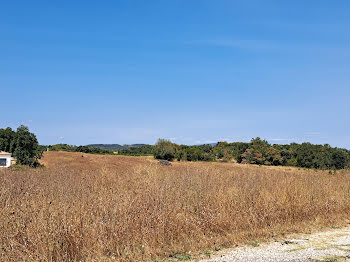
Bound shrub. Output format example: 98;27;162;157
153;139;176;161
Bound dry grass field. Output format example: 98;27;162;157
1;151;350;261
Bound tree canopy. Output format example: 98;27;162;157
0;125;42;167
153;139;177;161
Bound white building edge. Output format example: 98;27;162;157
0;151;13;168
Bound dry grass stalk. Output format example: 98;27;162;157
1;152;350;261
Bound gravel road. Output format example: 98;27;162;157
199;226;350;262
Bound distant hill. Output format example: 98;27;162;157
87;144;147;151
195;143;217;146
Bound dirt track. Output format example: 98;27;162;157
200;226;350;262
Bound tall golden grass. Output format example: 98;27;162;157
1;151;350;261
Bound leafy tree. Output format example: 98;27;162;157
175;148;188;161
264;147;283;166
213;142;249;162
222;148;233;162
174;144;215;162
0;127;16;153
240;138;273;165
119;145;154;156
331;148;349;170
153;139;176;161
13;125;42;167
49;144;77;152
240;148;263;164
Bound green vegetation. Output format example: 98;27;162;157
248;242;260;247
0;125;42;167
2;125;348;170
153;139;176;161
44;144;153;156
118;145;154;156
175;144;216;162
152;137;350;170
213;141;250;162
43;144;114;155
202;250;211;258
87;143;147;150
122;137;350;170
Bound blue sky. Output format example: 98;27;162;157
1;1;349;148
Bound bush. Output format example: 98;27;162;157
119;145;154;156
153;139;176;161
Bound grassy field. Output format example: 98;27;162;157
1;151;350;261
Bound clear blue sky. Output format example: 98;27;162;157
1;1;349;148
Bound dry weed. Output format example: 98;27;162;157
1;152;350;261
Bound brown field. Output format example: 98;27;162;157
1;151;350;261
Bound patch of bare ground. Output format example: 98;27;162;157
1;151;350;261
199;226;350;262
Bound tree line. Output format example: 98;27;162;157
40;138;350;170
2;125;349;170
42;144;114;155
118;145;154;156
151;138;350;170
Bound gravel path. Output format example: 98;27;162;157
199;227;350;262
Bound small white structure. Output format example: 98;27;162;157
0;151;13;168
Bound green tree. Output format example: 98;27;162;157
331;148;349;170
240;148;263;164
240;138;270;165
175;149;188;161
222;148;233;162
13;125;42;167
153;139;176;161
264;147;283;165
0;127;16;153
